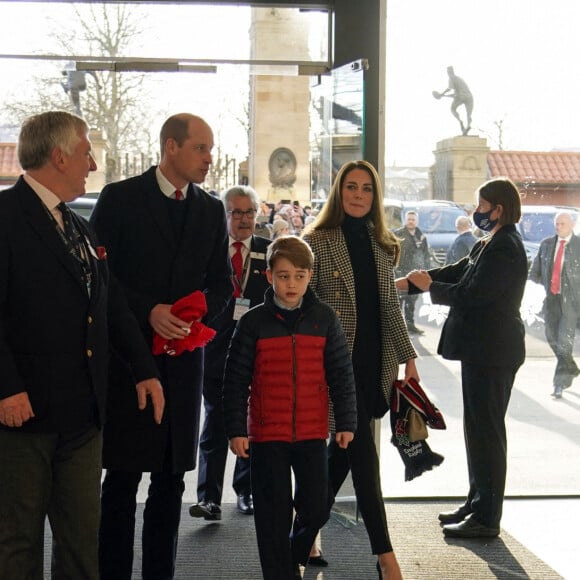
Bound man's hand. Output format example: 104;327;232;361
149;304;193;340
335;431;354;449
229;436;250;458
395;276;409;292
136;378;165;424
407;269;432;292
0;392;35;427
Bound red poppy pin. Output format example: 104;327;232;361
96;246;107;260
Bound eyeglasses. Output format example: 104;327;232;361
227;209;256;219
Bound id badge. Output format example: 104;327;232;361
233;297;250;320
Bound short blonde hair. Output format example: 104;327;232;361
272;219;289;237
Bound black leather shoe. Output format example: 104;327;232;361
237;493;254;515
438;505;472;524
443;515;499;538
308;551;328;567
188;500;222;521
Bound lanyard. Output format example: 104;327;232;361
43;202;93;296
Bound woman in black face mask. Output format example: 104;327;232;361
396;177;528;539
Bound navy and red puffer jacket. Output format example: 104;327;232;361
223;286;357;443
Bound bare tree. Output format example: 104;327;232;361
3;4;251;189
57;4;155;181
4;3;155;183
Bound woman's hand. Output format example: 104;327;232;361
402;358;420;386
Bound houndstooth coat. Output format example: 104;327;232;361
303;223;417;408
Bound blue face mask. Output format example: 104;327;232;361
473;207;498;232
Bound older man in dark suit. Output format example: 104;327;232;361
529;211;580;398
0;111;163;580
446;215;476;264
189;185;271;521
91;113;232;579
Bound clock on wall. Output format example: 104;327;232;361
268;147;297;187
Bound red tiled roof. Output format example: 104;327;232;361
488;150;580;184
0;143;21;178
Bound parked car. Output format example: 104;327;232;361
383;199;469;266
517;205;580;266
67;195;97;219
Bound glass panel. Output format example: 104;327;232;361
309;59;365;524
384;0;580;498
309;59;365;204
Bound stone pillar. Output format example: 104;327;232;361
86;128;109;194
432;136;490;205
249;7;311;204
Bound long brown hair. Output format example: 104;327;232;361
303;160;400;262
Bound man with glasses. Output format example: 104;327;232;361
189;185;271;522
91;113;232;580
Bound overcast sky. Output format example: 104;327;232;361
385;0;580;166
0;1;578;169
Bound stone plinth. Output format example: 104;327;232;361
432;136;490;205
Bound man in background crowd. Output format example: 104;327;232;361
395;210;431;334
446;215;476;264
529;212;580;399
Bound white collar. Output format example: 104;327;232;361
23;174;63;211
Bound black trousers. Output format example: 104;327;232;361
99;469;185;580
461;362;519;528
399;294;419;325
197;375;251;504
327;393;392;555
544;293;579;388
251;439;329;580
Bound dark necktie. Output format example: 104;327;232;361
58;202;92;294
232;241;244;298
175;189;184;201
58;202;80;251
550;239;566;295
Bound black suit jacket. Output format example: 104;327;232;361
204;235;271;380
90;167;232;472
422;225;528;367
446;230;476;264
529;234;580;311
0;177;156;433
